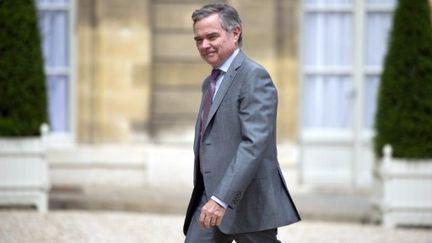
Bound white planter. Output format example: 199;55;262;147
379;145;432;227
0;124;50;212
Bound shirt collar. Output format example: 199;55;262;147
217;48;240;73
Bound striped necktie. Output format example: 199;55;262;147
200;68;221;137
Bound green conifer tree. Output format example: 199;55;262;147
0;0;48;136
374;0;432;158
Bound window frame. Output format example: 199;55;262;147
37;0;76;146
299;0;395;136
299;0;395;187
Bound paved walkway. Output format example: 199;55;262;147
1;210;431;243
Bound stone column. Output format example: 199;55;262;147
275;0;300;142
228;0;299;141
77;0;152;143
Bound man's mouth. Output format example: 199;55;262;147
204;51;216;57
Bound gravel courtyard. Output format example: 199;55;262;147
1;210;431;243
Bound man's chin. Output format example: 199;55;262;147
201;54;217;65
204;58;220;67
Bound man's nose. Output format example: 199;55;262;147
201;39;210;48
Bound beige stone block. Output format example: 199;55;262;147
96;60;150;90
96;88;139;111
112;91;150;122
275;58;299;140
78;115;131;143
150;121;196;141
132;63;152;126
133;63;152;87
275;0;300;141
97;26;151;61
97;61;135;89
154;33;199;60
153;62;209;88
77;0;98;27
238;5;276;35
97;0;150;25
76;24;98;143
243;34;276;61
153;3;201;31
152;0;210;3
79;86;150;143
99;119;131;143
153;89;201;115
277;0;300;59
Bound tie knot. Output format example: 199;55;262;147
210;69;222;80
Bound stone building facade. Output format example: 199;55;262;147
75;0;299;144
40;0;432;197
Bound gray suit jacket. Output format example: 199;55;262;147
184;50;300;235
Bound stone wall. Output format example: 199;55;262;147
150;1;208;141
77;0;152;143
76;0;300;143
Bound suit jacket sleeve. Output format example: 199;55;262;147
213;66;278;208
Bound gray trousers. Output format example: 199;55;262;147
184;194;281;243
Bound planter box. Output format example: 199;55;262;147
0;125;50;212
379;145;432;227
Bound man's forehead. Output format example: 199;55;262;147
194;14;221;27
194;30;220;37
194;21;225;35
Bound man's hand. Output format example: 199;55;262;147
199;199;226;229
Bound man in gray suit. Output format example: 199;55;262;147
184;3;300;243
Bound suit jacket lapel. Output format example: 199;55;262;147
194;79;208;153
203;50;246;133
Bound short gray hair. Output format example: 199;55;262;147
192;3;243;46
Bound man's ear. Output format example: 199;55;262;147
232;26;241;43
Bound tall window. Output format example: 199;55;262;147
37;0;72;133
363;0;394;128
301;0;395;132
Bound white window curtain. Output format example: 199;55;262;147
302;0;395;130
363;1;394;128
302;1;353;129
37;0;70;132
304;0;353;4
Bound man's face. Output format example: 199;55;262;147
193;13;240;67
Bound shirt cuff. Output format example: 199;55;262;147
211;196;228;209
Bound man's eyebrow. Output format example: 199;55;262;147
194;32;219;41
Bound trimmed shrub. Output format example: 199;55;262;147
374;0;432;158
0;0;48;136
